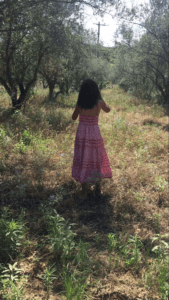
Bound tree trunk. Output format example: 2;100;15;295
165;81;169;106
65;79;69;96
11;83;29;110
11;89;22;110
48;82;55;99
58;82;65;94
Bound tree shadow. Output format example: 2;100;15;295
142;118;162;127
0;167;164;255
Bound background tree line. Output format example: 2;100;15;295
0;0;168;109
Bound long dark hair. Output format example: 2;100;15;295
77;79;102;110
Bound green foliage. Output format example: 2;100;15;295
107;233;119;252
46;213;76;259
113;117;128;132
45;110;67;130
62;265;87;300
0;127;11;149
151;234;169;259
73;56;114;92
73;239;90;271
95;234;102;250
157;260;169;299
0;274;27;300
120;235;143;269
14;141;27;154
113;0;169;104
21;130;32;145
1;262;23;283
0;208;24;263
41;263;57;298
0;128;6;141
154;176;168;192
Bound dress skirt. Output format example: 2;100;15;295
72;115;112;184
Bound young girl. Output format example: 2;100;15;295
72;79;112;199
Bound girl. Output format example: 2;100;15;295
72;79;112;199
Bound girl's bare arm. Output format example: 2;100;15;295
100;99;111;113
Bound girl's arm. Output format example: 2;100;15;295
72;104;80;120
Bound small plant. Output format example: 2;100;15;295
0;208;24;262
124;235;143;268
14;141;27;154
0;128;6;142
151;234;169;259
113;117;128;133
154;176;168;192
21;130;32;145
62;265;87;300
1;262;23;283
1;275;27;300
95;235;102;250
107;233;118;252
42;263;57;299
46;213;76;259
73;239;90;271
153;213;162;233
0;128;11;148
133;192;147;202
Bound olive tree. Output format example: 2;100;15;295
113;0;169;104
0;0;75;109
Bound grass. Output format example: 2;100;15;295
0;83;168;300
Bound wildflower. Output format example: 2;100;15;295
144;146;148;149
61;153;65;156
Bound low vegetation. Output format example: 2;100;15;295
0;84;168;299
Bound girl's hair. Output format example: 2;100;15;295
77;79;102;110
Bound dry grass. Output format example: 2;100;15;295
0;84;168;300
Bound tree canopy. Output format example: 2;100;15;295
113;0;169;105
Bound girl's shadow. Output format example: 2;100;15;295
74;189;114;233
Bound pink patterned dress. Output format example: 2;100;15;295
72;115;112;184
